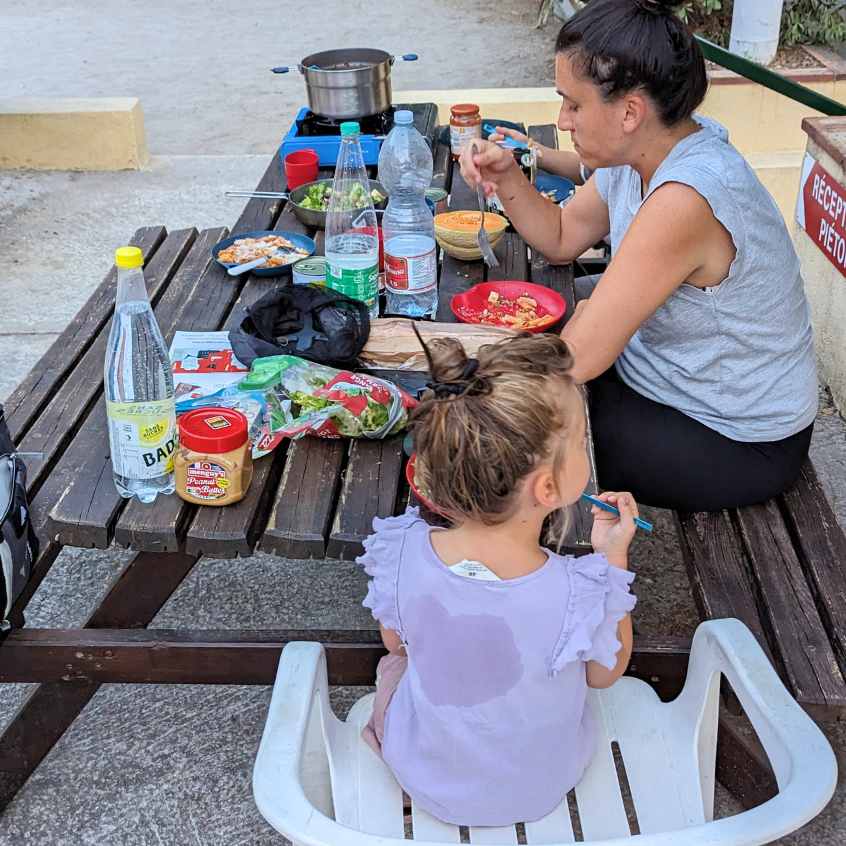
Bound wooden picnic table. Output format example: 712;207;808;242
0;119;625;808
0;114;833;815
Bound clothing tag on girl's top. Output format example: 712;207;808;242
449;559;501;581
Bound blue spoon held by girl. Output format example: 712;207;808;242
581;493;654;534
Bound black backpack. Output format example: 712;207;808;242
229;284;370;369
0;406;38;632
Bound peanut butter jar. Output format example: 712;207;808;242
174;408;253;506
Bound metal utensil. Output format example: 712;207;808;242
225;190;290;199
473;161;499;269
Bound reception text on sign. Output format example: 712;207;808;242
796;152;846;277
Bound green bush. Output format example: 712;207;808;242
781;1;846;47
679;0;846;47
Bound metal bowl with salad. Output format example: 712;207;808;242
288;178;388;229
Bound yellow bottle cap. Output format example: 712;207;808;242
115;246;143;269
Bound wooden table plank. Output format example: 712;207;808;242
261;436;347;559
17;229;196;504
253;185;353;560
114;167;290;556
230;153;286;236
4;226;167;445
183;203;313;557
736;500;846;715
488;231;530;281
0;628;688;692
47;228;238;549
318;124;460;559
431;129;453;196
320;130;458;560
435;173;485;321
112;227;239;552
327;436;406;560
674;510;774;661
781;460;846;678
18;231;195;575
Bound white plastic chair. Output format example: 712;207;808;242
253;619;837;845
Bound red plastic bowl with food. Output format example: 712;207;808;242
450;281;566;333
406;453;442;514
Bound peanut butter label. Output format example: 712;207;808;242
204;415;232;431
185;461;229;500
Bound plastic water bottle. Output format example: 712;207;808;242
326;122;380;319
378;109;437;318
104;246;176;503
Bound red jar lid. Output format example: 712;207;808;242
450;103;480;117
178;407;249;454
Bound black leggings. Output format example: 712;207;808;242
588;369;813;512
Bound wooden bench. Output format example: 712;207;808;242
558;176;846;725
677;460;846;722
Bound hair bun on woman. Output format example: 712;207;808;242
633;0;682;14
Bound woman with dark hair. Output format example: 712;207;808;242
460;0;817;513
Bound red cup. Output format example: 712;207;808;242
284;149;319;190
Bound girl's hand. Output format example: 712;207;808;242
459;138;519;198
590;491;638;567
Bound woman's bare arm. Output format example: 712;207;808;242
561;182;728;383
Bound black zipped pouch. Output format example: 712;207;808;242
0;407;38;631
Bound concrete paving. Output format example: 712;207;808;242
0;0;556;156
1;1;846;843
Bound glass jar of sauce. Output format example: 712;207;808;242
450;103;482;160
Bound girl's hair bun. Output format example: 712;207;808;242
633;0;682;14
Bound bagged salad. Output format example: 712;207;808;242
241;355;415;440
175;384;291;459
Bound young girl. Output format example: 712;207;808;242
358;332;638;827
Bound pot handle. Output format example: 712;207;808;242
389;53;420;65
271;65;317;74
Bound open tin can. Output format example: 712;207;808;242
292;256;328;286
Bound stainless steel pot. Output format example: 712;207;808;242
272;49;418;120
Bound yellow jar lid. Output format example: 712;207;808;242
115;246;143;269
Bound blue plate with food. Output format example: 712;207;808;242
212;230;316;278
535;172;576;205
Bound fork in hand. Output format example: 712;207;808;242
471;141;500;269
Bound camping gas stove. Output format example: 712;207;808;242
279;102;439;168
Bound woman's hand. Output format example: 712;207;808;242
459;138;519;198
590;491;638;567
489;125;533;149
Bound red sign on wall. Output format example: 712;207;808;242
796;152;846;277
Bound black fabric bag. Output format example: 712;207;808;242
229;284;370;369
0;406;38;631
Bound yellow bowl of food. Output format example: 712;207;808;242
434;210;508;260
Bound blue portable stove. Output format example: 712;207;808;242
280;102;439;168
